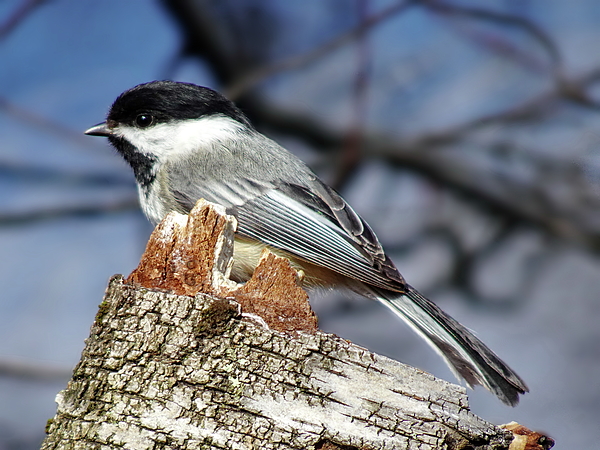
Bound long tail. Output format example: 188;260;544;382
372;284;528;406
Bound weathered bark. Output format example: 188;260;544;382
41;200;545;450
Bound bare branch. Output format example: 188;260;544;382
372;140;600;250
224;0;416;99
0;0;46;40
161;0;266;83
0;357;71;381
0;96;98;148
333;0;373;190
407;66;600;148
0;161;133;187
0;197;139;227
421;0;563;81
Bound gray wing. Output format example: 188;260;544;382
171;172;405;292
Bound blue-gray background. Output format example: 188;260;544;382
1;1;599;448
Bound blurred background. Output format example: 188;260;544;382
1;0;599;448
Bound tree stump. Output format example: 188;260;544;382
41;200;551;450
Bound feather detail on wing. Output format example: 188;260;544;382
230;186;405;292
167;161;405;291
283;180;404;287
172;176;272;209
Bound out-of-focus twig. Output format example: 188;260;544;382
224;0;416;99
334;0;372;190
0;96;99;148
161;0;240;83
0;0;47;40
420;1;600;106
0;197;139;227
406;65;600;148
0;356;72;381
251;64;600;152
0;161;134;187
439;16;551;75
420;0;563;81
371;140;600;251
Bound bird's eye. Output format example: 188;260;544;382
135;114;154;128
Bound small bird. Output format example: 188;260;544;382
86;80;528;405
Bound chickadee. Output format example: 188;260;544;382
86;80;528;405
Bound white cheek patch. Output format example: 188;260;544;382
115;115;244;160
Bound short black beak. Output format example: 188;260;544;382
84;122;112;137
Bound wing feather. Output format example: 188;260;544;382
232;189;405;291
165;152;404;291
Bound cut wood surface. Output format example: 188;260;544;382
41;200;551;450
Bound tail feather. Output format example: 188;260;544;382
373;285;528;406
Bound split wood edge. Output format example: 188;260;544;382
41;199;553;450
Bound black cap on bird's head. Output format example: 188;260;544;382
85;81;252;137
109;81;251;127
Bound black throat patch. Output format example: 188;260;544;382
108;135;157;189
